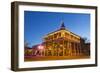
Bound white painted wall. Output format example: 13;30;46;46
0;0;99;73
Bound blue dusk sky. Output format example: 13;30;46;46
24;11;90;47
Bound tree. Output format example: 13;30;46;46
24;40;29;48
83;37;90;43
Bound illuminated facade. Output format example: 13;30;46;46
42;22;87;56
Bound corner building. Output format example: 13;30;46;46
42;22;87;56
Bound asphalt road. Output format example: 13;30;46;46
24;56;90;62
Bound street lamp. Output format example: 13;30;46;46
37;45;44;56
37;45;44;50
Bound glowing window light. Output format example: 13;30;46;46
37;45;44;50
